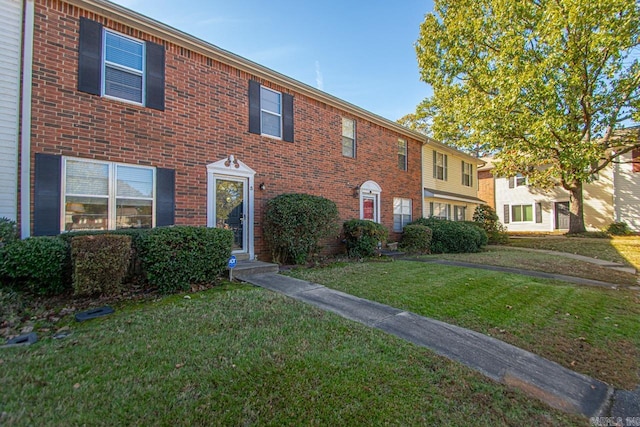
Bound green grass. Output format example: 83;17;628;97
508;236;640;270
421;246;638;285
287;261;640;389
0;283;585;426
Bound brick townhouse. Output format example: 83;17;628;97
8;0;428;260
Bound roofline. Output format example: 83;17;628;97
424;136;484;164
65;0;430;143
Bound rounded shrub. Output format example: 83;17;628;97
138;226;234;294
0;236;71;295
400;224;432;254
472;204;509;245
606;221;633;236
264;193;340;264
343;219;389;258
410;217;487;253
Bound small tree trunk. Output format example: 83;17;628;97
568;182;586;234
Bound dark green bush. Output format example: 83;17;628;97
606;222;633;236
472;204;509;245
264;193;340;264
0;236;71;295
138;226;233;294
343;219;389;258
0;217;19;247
71;234;132;297
410;218;487;253
400;224;432;254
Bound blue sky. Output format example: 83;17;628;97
110;0;435;122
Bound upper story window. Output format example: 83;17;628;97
509;173;528;188
342;118;356;158
77;18;165;110
398;139;407;170
433;151;448;181
260;86;282;138
104;31;145;104
248;80;294;142
462;161;473;187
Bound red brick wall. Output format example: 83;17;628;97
477;170;495;209
29;0;423;259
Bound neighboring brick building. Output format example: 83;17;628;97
18;0;426;260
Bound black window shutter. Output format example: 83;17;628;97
432;151;437;178
508;177;515;188
461;160;465;184
77;17;103;95
503;205;510;224
156;168;175;227
535;202;543;223
282;93;294;142
145;41;165;111
34;154;62;236
248;80;261;135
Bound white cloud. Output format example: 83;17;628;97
315;61;324;91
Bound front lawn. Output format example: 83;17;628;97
508;236;640;270
287;261;640;389
0;284;584;426
422;246;638;285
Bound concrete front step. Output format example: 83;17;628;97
232;260;279;280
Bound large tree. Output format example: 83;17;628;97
415;0;640;233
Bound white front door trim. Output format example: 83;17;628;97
207;155;256;260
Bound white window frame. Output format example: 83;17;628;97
432;202;450;220
515;173;528;187
61;157;156;232
511;204;534;223
102;29;146;106
260;86;282;139
393;198;412;232
398;139;407;171
462;161;473;187
434;151;448;181
342;117;356;158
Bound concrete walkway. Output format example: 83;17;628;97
236;271;639;419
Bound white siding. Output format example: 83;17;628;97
614;151;640;232
0;0;22;221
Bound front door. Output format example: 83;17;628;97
555;202;570;230
215;177;247;252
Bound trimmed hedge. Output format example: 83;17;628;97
138;226;234;294
410;218;487;253
71;234;132;297
343;219;389;258
606;222;633;236
264;193;340;264
0;236;71;295
400;224;432;254
0;217;19;247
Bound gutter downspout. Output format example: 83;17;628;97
20;0;35;238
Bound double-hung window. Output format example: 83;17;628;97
104;31;145;104
433;151;448;181
462;161;473;187
398;139;407;170
63;158;155;231
454;205;466;221
77;18;165;110
342;118;356;158
431;202;450;220
260;86;282;138
511;204;533;222
393;198;412;232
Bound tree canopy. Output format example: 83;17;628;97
414;0;640;232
